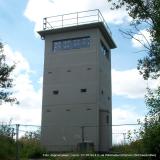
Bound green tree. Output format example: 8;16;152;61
107;0;160;158
0;42;17;104
145;87;160;116
143;87;160;157
107;0;160;80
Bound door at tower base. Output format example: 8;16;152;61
99;110;112;152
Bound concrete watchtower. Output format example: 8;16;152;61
38;9;116;152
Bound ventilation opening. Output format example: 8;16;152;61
53;90;59;95
67;69;71;72
46;109;51;112
81;88;87;93
48;71;52;74
87;67;92;70
101;90;104;95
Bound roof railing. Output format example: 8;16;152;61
43;9;112;36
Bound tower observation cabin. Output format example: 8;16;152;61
38;9;116;152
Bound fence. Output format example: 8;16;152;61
0;122;142;145
0;122;148;160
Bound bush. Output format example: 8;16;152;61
19;130;45;158
141;120;160;158
0;135;16;160
0;123;16;160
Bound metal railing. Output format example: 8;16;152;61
43;9;112;36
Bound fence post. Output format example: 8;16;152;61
43;18;47;30
62;15;63;27
98;10;99;22
123;133;126;144
16;124;20;160
77;12;79;25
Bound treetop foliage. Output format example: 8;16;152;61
145;86;160;116
107;0;160;80
0;42;18;104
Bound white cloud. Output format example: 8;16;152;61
112;68;146;98
103;9;131;25
0;106;41;125
0;45;42;126
112;105;144;144
112;68;158;99
132;29;152;48
4;45;31;74
24;0;131;35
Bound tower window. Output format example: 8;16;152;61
53;36;90;52
53;90;59;95
100;41;109;59
80;88;87;93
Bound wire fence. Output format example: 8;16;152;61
0;122;142;145
0;122;149;160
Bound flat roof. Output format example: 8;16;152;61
38;22;116;49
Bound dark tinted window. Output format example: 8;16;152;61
53;36;90;52
100;42;109;59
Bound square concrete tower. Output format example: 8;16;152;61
38;10;116;152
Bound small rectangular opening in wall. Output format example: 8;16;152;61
106;115;109;124
87;67;92;70
67;69;71;72
101;90;104;95
46;109;51;112
53;90;59;95
80;88;87;93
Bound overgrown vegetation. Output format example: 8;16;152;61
0;123;15;160
0;123;45;160
19;129;45;158
107;0;160;159
0;135;16;160
0;123;155;160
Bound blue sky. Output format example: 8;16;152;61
0;0;156;143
